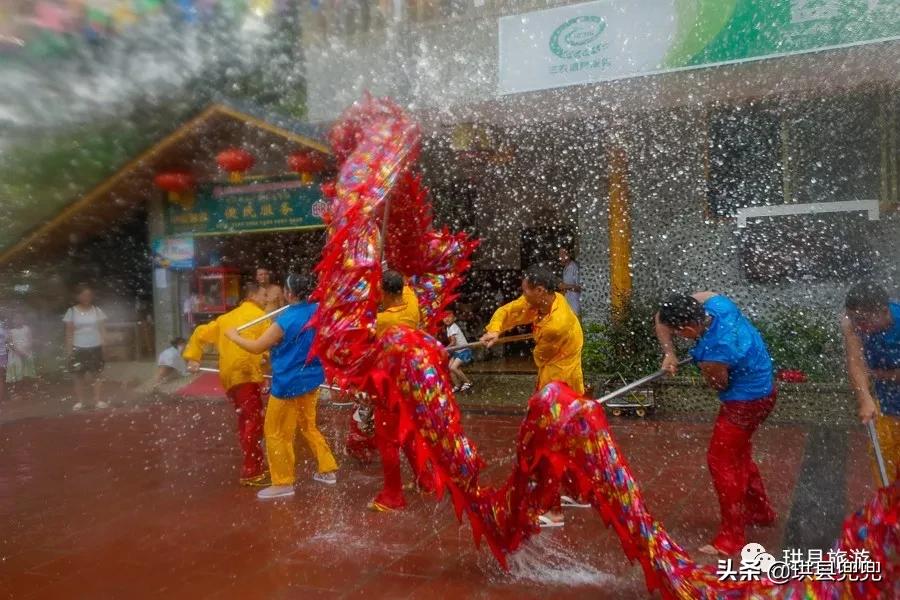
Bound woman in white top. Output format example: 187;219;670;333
63;285;108;411
7;312;36;385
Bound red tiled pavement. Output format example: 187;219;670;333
0;397;876;599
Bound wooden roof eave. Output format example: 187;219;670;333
0;104;332;268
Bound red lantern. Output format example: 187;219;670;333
154;171;195;208
216;148;255;184
287;150;328;185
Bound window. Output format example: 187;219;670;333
785;93;881;205
739;212;874;283
706;105;783;218
709;93;887;282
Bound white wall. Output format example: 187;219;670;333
303;15;899;127
578;106;900;323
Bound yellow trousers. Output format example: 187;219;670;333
869;414;900;485
265;390;338;486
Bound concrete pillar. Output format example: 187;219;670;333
148;193;178;355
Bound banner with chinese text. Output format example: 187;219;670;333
164;179;326;235
499;0;899;95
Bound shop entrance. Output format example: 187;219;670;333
174;228;326;337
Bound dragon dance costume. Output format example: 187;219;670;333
307;94;897;598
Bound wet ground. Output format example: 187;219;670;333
0;382;877;599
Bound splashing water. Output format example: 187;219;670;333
311;94;899;599
499;535;618;588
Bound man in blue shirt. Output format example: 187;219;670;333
655;292;776;557
841;280;900;485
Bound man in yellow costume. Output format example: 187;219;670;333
481;267;584;395
366;270;436;510
481;266;586;525
184;281;270;486
375;270;420;336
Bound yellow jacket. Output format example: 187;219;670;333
486;292;584;394
183;301;269;390
376;286;420;337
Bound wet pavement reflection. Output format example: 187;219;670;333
0;394;875;599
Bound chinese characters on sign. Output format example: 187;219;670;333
499;0;900;95
549;56;611;75
164;179;325;235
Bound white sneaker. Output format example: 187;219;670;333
313;472;337;485
95;401;110;409
257;485;295;500
72;402;84;412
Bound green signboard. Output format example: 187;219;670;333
164;179;326;236
680;0;900;66
499;0;900;94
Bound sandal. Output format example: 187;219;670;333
538;514;564;528
560;495;591;508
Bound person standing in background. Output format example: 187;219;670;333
181;288;200;337
7;311;36;389
558;246;582;318
256;266;285;313
443;308;473;394
63;285;108;411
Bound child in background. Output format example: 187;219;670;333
7;312;36;386
443;309;473;394
154;337;187;388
